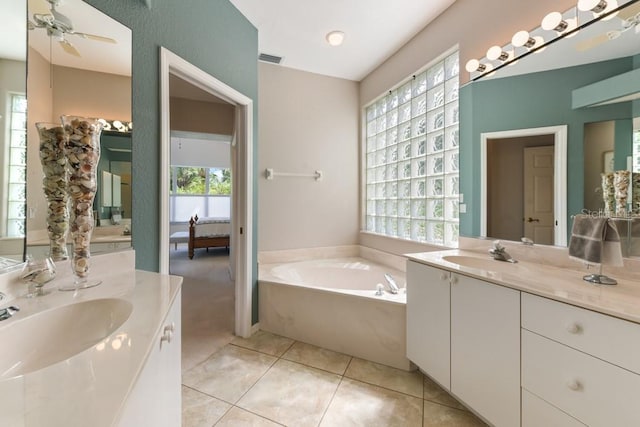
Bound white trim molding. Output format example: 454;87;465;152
480;125;567;247
159;47;254;338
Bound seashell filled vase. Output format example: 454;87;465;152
59;116;103;291
613;170;630;217
36;123;70;261
601;172;615;217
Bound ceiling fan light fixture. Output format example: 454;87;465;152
326;31;345;46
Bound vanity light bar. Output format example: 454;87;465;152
465;0;628;80
98;118;133;133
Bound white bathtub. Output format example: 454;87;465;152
259;255;410;370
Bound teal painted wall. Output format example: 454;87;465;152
85;0;259;322
460;57;634;240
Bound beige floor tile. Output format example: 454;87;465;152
237;359;341;427
281;341;352;375
231;330;294;357
423;400;488;426
423;375;466;410
344;357;423;398
183;345;277;404
215;406;283;426
320;378;423;427
182;386;231;427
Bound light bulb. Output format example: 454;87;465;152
487;45;509;61
512;30;536;48
541;12;568;32
465;59;487;73
578;0;608;13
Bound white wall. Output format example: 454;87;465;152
258;63;359;251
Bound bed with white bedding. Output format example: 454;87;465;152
188;215;230;259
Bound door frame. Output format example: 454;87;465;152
480;125;567;246
159;47;254;338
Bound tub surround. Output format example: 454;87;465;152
0;250;182;426
258;246;410;370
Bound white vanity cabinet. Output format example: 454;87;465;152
118;292;182;427
406;260;451;389
407;261;521;427
521;293;640;427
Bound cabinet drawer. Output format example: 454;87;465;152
522;330;640;427
522;389;584;427
522;293;640;374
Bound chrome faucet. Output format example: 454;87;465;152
384;273;400;294
489;241;517;263
0;305;19;321
521;237;534;246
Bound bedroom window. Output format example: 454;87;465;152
5;94;27;237
169;166;231;222
364;50;459;246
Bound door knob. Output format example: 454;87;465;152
526;217;540;223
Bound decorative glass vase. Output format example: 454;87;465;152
59;116;103;291
21;256;56;297
613;170;630;217
35;123;69;261
601;172;615;217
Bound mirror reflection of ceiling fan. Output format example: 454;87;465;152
28;0;116;57
576;1;640;51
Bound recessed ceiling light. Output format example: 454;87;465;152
326;31;345;46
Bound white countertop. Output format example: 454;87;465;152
407;249;640;325
0;251;182;427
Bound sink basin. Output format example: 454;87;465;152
442;255;525;273
0;298;132;379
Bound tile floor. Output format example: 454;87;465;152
182;330;488;427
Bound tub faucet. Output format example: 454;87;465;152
384;274;399;294
489;241;517;263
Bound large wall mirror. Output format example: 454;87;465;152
462;0;640;256
0;0;132;268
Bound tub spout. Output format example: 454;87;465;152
384;274;399;294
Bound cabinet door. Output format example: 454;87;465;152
451;274;520;427
118;292;182;426
406;261;451;390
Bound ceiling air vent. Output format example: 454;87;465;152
259;53;283;64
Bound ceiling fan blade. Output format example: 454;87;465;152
59;39;81;57
28;0;52;16
575;32;612;51
72;32;117;44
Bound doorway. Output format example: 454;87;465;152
480;125;567;246
159;47;254;340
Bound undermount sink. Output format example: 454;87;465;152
0;298;132;379
442;255;526;273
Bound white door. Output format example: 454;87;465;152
524;146;554;245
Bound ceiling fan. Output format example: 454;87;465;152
575;1;640;51
28;0;116;57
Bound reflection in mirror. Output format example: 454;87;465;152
25;0;132;259
464;0;640;255
0;1;27;269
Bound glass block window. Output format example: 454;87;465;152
364;51;459;246
6;94;27;237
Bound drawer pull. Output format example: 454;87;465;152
440;273;448;281
566;323;582;334
450;275;458;285
567;379;583;391
160;323;175;344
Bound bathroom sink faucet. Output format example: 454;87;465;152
384;274;400;294
489;241;517;263
0;305;19;321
